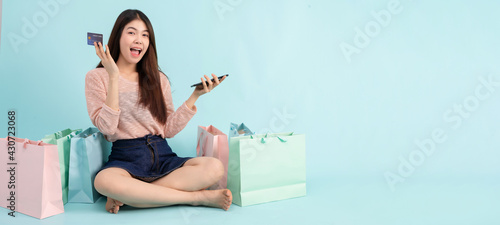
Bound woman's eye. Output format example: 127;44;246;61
128;32;134;35
143;34;149;37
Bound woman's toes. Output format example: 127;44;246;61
106;197;123;214
115;200;124;206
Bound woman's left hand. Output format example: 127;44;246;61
186;74;226;110
193;74;227;97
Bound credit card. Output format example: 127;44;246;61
87;32;103;45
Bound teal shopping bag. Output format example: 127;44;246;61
41;128;82;204
68;127;111;203
227;132;306;206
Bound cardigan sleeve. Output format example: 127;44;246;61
85;69;121;136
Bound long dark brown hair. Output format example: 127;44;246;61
97;9;167;124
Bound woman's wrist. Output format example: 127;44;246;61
108;73;120;81
185;93;199;110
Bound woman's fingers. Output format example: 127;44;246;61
195;73;227;96
98;42;105;56
101;43;108;59
219;74;227;83
99;42;107;62
94;42;103;59
204;75;213;89
212;73;221;87
105;44;113;60
201;77;209;93
95;43;114;64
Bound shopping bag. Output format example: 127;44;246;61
0;137;64;219
227;132;306;206
41;128;81;204
197;125;229;189
68;127;111;203
228;122;253;138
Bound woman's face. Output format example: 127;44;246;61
118;19;150;65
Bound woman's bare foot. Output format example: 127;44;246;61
106;197;124;214
194;189;232;211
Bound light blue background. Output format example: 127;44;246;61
1;0;500;224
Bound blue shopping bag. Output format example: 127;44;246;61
68;127;111;203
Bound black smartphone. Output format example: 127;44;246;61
190;74;229;87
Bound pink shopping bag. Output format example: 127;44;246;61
196;125;229;190
0;137;64;219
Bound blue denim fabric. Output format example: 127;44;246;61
100;134;191;182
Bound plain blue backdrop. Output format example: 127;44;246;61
1;0;500;224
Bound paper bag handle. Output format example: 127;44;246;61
23;138;29;148
22;139;43;148
250;133;290;143
197;132;209;156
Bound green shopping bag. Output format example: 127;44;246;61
227;132;306;206
41;128;82;204
68;127;111;203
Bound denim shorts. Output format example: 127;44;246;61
100;134;192;182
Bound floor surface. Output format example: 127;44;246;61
1;172;498;225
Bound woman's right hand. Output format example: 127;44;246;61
94;42;119;79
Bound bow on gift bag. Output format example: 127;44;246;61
0;137;64;219
227;132;306;206
41;128;82;204
68;127;111;203
196;125;229;190
229;123;253;138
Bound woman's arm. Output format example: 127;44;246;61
161;73;226;138
96;42;120;111
85;70;120;135
85;42;121;136
105;76;120;111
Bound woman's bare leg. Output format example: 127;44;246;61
151;157;224;191
94;167;232;214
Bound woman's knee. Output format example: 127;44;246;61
94;168;129;196
185;157;224;181
204;157;224;181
